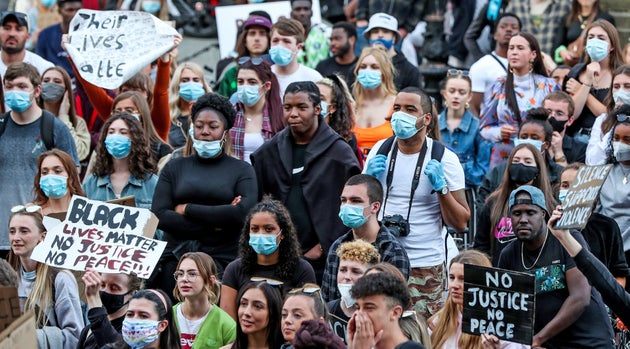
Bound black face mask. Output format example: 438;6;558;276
548;117;568;133
509;163;539;185
100;290;131;315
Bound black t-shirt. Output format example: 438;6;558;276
315;57;357;87
498;231;614;348
222;257;316;294
286;143;318;252
327;299;349;345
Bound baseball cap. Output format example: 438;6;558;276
509;185;548;214
243;16;272;31
1;11;28;29
363;13;401;43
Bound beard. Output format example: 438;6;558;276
1;39;25;54
334;42;351;58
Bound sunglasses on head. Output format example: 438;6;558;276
288;286;321;294
617;114;629;123
447;69;470;77
250;277;284;286
11;204;41;213
238;56;264;66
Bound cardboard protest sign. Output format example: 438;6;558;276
462;264;535;345
555;164;612;230
31;196;166;278
66;10;178;89
0;287;20;331
0;311;36;349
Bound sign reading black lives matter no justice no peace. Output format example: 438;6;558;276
31;196;166;278
555;164;612;230
462;264;535;345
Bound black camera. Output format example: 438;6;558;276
382;214;410;237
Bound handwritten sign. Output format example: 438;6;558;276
462;264;535;345
0;311;36;349
31;196;166;278
555;164;612;230
0;287;20;331
66;10;178;89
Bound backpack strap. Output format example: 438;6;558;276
431;139;445;162
376;136;396;156
40;111;56;150
0;111;10;139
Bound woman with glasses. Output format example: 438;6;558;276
8;206;83;349
474;142;557;265
220;197;315;321
221;281;284;349
32;149;85;215
480;32;559;168
173;252;236;349
352;46;397;155
327;239;380;345
281;284;330;349
230;58;285;163
439;70;492;189
168;63;213;149
82;112;158;210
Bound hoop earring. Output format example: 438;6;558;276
465;102;470;109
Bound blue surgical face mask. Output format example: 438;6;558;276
338;204;370;228
369;38;394;50
320;101;328;117
237;85;263;106
189;125;223;158
141;0;161;13
41;0;57;7
391;111;423;139
357;69;382;90
249;232;281;255
5;90;32;112
39;174;68;199
122;318;160;348
586;38;609;63
514;138;544;152
558;189;568;203
104;134;132;159
179;82;205;102
269;45;294;66
613;88;630;105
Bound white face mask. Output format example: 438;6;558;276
613;141;630;162
337;283;356;307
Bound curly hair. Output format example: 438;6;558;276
184;93;236;157
91;112;156;179
32;149;85;206
239;196;302;282
336;239;380;265
231;281;284;349
293;319;346;349
316;74;355;141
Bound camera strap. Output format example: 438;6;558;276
382;139;428;222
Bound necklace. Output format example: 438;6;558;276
578;15;589;30
521;230;548;270
621;166;630;185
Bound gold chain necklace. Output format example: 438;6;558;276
521;231;548;270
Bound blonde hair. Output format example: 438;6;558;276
168;62;212;121
352;46;397;105
429;250;491;349
336;239;381;265
173;252;220;304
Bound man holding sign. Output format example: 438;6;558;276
497;186;613;348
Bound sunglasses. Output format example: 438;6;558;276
11;205;42;213
238;56;264;65
288;286;321;294
617;114;629;123
447;69;470;77
250;277;284;286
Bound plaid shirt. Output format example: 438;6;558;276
230;102;275;161
505;0;571;55
321;223;411;301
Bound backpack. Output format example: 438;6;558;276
376;136;445;162
0;111;56;149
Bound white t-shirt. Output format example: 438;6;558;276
469;52;508;110
272;64;323;99
0;50;54;76
586;112;610;165
364;137;465;267
243;132;265;164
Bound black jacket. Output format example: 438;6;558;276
392;51;421;91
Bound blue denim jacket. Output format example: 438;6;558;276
439;110;492;187
82;173;158;209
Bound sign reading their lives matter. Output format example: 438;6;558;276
462;264;535;345
31;196;166;278
66;9;178;89
555;164;612;230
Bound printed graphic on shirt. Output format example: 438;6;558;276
534;264;566;293
494;217;515;244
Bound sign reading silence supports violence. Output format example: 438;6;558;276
462;264;535;345
554;164;612;230
65;9;178;89
31;196;166;279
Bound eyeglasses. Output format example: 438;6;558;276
250;277;284;286
173;271;200;281
11;205;41;213
447;69;470;77
402;310;416;318
617;114;629;123
238;56;264;65
545;109;567;118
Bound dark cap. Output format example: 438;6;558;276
1;11;28;29
243;16;272;31
509;185;548;214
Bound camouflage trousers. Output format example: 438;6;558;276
408;264;446;320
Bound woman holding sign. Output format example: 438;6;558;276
8;206;84;349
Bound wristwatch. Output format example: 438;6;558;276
439;186;449;196
555;155;567;163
